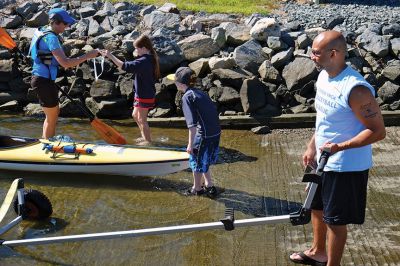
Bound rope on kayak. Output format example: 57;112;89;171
42;137;93;158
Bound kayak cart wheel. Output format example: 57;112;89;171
13;189;53;220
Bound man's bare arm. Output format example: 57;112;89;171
336;86;386;151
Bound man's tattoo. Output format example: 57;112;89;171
360;102;378;118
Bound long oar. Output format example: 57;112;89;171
57;81;127;145
0;27;127;145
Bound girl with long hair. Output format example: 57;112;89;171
100;35;160;145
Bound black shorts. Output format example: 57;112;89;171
311;170;369;225
31;76;59;108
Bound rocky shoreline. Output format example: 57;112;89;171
0;0;399;120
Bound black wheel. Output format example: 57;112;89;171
13;189;53;220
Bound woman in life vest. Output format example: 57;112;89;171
30;8;99;139
99;35;160;145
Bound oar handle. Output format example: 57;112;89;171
316;149;331;176
55;83;95;121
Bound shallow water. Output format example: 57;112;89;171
0;115;399;265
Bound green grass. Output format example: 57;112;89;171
116;0;278;15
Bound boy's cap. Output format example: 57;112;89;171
166;67;194;85
48;8;76;25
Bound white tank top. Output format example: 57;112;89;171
315;65;375;172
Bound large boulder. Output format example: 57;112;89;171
86;97;129;118
178;34;220;61
250;18;281;41
26;10;48;27
233;40;267;74
89;79;119;100
240;77;267;113
152;35;185;73
282;57;318;92
377;81;400;103
211;68;251;90
0;60;20;82
381;60;400;81
143;11;180;31
220;22;251;46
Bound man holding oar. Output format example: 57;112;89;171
290;31;386;266
29;8;99;139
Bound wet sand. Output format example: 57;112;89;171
0;116;399;265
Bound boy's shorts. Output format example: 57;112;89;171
311;170;369;225
31;76;59;108
189;134;220;173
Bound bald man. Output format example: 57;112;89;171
289;31;386;266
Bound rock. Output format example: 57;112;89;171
189;58;210;77
152;35;185;73
233;40;266;74
89;79;119;100
143;11;180;31
86;97;129;118
208;57;236;71
60;98;87;117
158;3;179;14
271;47;294;70
381;60;400;81
0;100;20;112
16;2;39;18
114;2;130;12
267;36;288;51
240;77;267;113
178;34;220;61
88;18;106;37
211;68;251;90
282;57;318;92
211;27;226;48
251;126;271;134
0;60;19;82
25;10;48;27
117;74;134;100
24;103;43;116
382;23;400;38
326;16;345;30
390;38;400;58
79;6;97;18
297;34;312;49
220;22;251;46
0;15;23;29
140;5;156;17
356;30;390;57
377;81;400;103
258;60;282;84
150;106;174;118
250;18;281;41
218;86;240;105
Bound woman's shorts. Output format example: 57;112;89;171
133;97;155;109
189;134;220;173
31;76;59;108
311;170;369;225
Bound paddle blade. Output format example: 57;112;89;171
0;27;17;50
90;118;127;145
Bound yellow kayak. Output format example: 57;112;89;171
0;136;189;176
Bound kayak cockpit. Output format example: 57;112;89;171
0;136;38;149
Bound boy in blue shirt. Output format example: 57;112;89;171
30;8;99;139
168;67;221;197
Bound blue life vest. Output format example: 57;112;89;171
29;27;63;80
